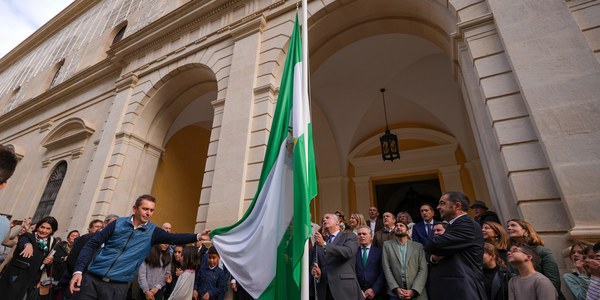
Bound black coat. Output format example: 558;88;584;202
0;232;57;300
426;214;486;300
484;265;512;300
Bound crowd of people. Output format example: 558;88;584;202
310;194;600;300
1;146;600;300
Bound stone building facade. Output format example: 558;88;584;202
0;0;599;293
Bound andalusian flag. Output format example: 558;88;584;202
210;14;317;300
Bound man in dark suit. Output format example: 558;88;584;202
411;204;436;246
355;226;385;300
366;207;384;233
312;213;364;300
426;191;486;300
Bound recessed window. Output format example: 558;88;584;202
50;59;65;88
32;161;67;223
6;86;21;112
112;25;127;45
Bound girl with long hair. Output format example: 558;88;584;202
482;243;511;300
167;246;200;300
482;221;509;264
563;241;594;300
164;245;184;299
138;244;172;300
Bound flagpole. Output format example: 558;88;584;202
301;0;310;300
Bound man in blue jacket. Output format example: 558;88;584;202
70;194;210;299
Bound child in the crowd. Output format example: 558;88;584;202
507;245;557;300
166;245;198;300
194;246;228;300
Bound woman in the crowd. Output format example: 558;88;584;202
483;221;509;264
164;245;184;299
0;216;59;300
52;229;79;300
347;212;366;234
167;245;200;300
335;210;348;232
506;219;565;300
483;243;511;300
563;241;594;300
397;211;415;238
138;244;172;300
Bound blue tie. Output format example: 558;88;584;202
327;234;335;243
427;224;433;237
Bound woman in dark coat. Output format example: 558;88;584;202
0;216;59;300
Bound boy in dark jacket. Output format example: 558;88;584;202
194;246;228;300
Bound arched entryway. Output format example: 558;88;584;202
306;0;489;217
133;64;218;233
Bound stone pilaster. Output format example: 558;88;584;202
204;16;266;229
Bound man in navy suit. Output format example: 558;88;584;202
411;204;435;246
426;191;486;300
355;226;385;300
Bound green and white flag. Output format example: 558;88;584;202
210;14;317;300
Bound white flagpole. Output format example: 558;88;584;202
301;0;310;300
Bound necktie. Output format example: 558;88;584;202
427;223;433;236
362;246;368;267
327;234;335;243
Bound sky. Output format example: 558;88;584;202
0;0;74;59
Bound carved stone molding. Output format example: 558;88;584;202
41;146;85;168
41;118;95;151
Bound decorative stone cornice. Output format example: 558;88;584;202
253;83;277;97
115;73;139;92
0;59;119;129
114;131;164;154
230;15;267;41
41;146;86;168
569;226;600;240
41;118;95;151
0;0;101;71
450;12;494;77
109;0;287;75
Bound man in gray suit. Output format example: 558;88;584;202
312;213;364;300
382;222;428;300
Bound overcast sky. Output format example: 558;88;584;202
0;0;74;59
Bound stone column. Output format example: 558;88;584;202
205;16;266;229
70;74;138;230
439;165;463;192
487;0;600;240
196;98;225;232
353;176;371;215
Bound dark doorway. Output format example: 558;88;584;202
374;178;442;223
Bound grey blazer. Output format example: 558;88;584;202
382;239;429;299
315;231;365;300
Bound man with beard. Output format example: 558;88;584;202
312;213;364;300
382;222;428;300
426;191;485;300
